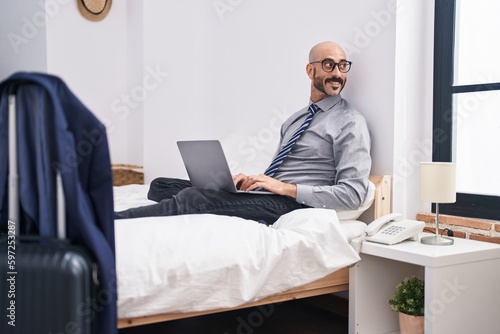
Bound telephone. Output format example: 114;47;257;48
364;213;425;245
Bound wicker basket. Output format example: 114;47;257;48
111;164;144;186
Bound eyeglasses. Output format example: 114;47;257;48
309;59;352;73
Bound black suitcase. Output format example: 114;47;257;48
0;90;96;334
0;238;96;334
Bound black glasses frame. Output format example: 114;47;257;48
309;58;352;73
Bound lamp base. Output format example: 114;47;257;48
420;235;454;246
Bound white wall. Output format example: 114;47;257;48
392;0;435;218
46;1;131;165
0;0;436;219
142;0;399;182
0;0;136;165
0;1;48;77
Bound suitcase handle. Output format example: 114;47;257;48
8;94;19;235
8;90;66;239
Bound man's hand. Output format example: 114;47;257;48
233;173;297;198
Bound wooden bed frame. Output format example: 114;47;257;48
117;175;392;328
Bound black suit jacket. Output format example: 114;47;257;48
0;72;116;333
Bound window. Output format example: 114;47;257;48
433;0;500;220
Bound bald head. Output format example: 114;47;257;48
308;41;347;63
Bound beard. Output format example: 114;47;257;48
313;68;345;96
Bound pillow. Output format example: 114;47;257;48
335;181;375;221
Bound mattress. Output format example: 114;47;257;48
114;184;367;318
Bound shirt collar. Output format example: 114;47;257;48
310;94;342;112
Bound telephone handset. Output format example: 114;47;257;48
364;213;425;245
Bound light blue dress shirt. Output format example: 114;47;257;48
271;94;372;210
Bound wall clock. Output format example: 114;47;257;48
77;0;112;21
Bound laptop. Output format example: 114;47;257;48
177;140;274;194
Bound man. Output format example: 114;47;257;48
115;41;371;225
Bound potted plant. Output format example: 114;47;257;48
388;276;425;334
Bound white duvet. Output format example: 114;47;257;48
114;184;366;319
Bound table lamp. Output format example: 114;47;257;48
419;162;456;245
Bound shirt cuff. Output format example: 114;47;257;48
296;184;313;206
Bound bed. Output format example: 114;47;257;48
114;174;391;328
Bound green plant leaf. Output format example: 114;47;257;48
388;276;425;316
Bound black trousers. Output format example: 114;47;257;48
114;177;310;225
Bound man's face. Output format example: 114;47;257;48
307;44;349;101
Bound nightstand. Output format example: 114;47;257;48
349;235;500;334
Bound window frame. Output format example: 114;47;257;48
433;0;500;220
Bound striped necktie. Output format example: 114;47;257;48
264;103;319;176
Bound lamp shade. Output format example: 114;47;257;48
419;162;456;203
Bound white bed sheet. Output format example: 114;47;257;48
114;184;366;319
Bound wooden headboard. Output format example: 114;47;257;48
368;175;392;219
